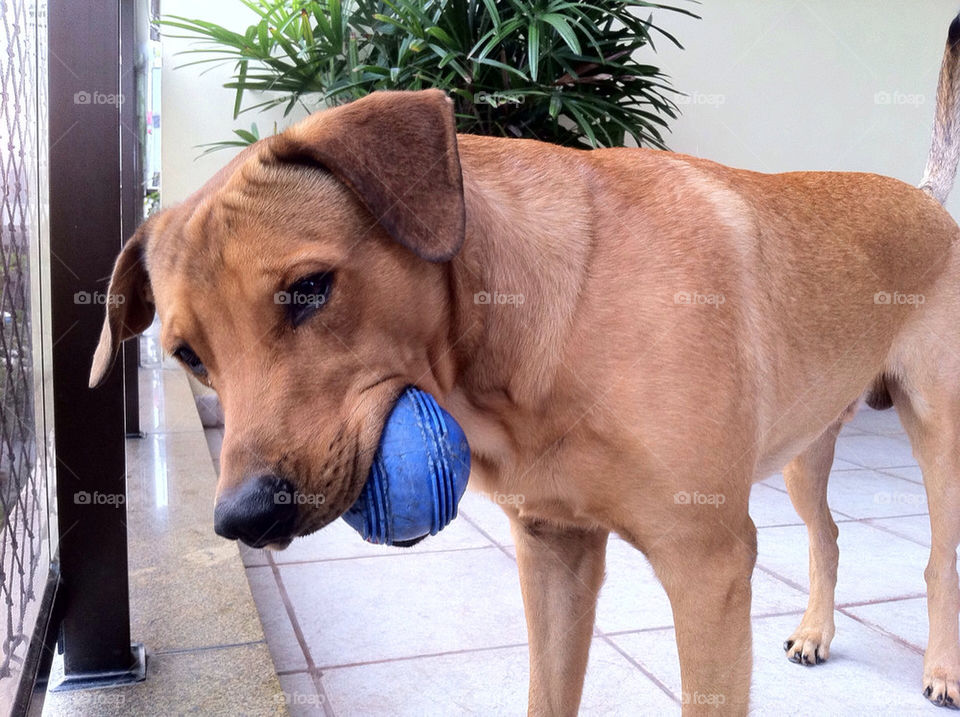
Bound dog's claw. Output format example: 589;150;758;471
939;694;959;710
924;675;960;709
783;631;831;667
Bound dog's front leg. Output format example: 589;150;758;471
640;501;756;716
509;514;609;716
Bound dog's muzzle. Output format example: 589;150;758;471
213;474;298;548
341;386;470;545
212;387;470;549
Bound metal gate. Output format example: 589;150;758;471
0;0;55;712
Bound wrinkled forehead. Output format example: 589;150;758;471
144;152;373;296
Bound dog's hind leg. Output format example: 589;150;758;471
890;377;960;708
781;418;844;666
509;515;609;717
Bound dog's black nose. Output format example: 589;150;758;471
214;475;297;547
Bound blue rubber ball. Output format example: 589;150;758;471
341;387;471;545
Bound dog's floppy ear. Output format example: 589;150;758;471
89;222;156;388
271;89;465;262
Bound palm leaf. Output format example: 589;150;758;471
166;0;699;152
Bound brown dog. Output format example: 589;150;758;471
90;16;960;716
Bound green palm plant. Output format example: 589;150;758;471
163;0;697;151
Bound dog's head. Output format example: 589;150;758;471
89;90;465;548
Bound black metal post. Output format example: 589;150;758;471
121;0;142;439
47;0;144;688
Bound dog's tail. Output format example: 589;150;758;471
919;13;960;204
867;16;960;412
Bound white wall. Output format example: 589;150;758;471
162;1;960;217
161;0;307;206
655;0;960;217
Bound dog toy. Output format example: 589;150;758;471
341;387;470;545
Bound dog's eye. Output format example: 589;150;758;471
173;345;206;376
280;272;333;327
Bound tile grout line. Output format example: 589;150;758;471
276;668;311;677
756;517;850;530
758;484;930;525
756;512;930;529
315;641;531;672
860;516;931;548
753;563;810;595
874;466;923;486
854;463;919;471
837;593;927;609
596;631;681;706
457;511;517;562
833;455;918;473
268;552;337;717
750;562;924;606
836;606;925;656
152;640;267;657
857;512;929;521
598;607;811;640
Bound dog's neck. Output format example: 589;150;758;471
437;137;597;467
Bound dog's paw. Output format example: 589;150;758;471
783;630;830;666
923;667;960;709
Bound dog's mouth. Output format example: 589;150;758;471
258;538;293;551
233;434;383;550
215;380;413;550
221;434;383;550
281;388;403;543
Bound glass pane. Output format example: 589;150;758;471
0;0;53;707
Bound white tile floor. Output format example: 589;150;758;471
208;408;950;716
